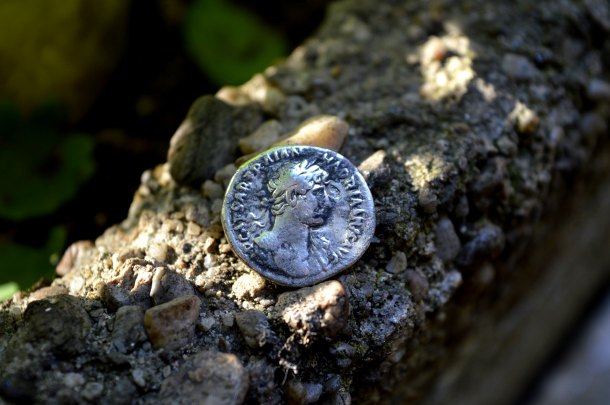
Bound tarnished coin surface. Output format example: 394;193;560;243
222;145;375;287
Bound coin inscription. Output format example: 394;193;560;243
222;146;375;287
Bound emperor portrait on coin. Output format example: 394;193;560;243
221;145;375;287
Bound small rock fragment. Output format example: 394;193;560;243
502;53;540;80
456;223;505;267
214;163;238;188
435;217;461;262
148;241;170;263
56;240;94;276
418;189;438;214
239;119;284;154
27;285;68;303
144;295;201;350
586;78;610;102
112;305;147;354
405;269;430;302
159;351;249;405
273;115;349;152
235;310;273;349
81;382;104;401
131;368;147;388
275;280;350;344
585;0;610;32
232;273;267;299
167;95;261;186
99;283;134;311
149;267;195;306
62;372;85;389
386;252;407;273
202;179;224;200
13;295;91;357
285;380;324;405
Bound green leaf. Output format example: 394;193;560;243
183;0;287;85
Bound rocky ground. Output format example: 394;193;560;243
1;0;609;404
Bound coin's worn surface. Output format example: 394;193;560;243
222;145;376;287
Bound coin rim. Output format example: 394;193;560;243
221;145;376;287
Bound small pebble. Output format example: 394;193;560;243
131;368;147;388
586;78;610;102
501;53;540;80
235;310;273;349
112;305;147;354
232;273;266;299
386;252;407;273
63;372;85;389
434;217;461;262
219;243;232;254
186;222;201;236
202;180;224;200
144;295;201;350
198;316;216;332
275;280;349;345
220;312;235;328
285;380;324;405
81;382;104;401
239;119;284;154
214;163;237;187
158;351;249;404
56;240;94;276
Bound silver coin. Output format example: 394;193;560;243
222;145;375;287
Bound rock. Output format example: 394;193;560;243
285;380;324;405
158;351;249;405
149;267;195;306
405;269;430;302
167;95;262;186
235;115;349;165
202;179;224;200
235;310;273;349
456;223;506;267
148;241;171;263
435;217;461;262
214;163;238;187
12;294;90;357
386;252;407;273
586;78;610;102
239;119;284;154
131;368;146;388
275;280;350;344
62;372;85;389
273;115;349;152
27;285;68;303
232;273;267;299
144;295;201;350
112;305;147;353
502;53;540;80
515;105;540;135
100;283;134;311
418;189;438;213
105;379;137;405
81;382;104;401
358;150;390;186
585;0;610;32
56;240;94;276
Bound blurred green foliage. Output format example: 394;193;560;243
0;101;95;220
183;0;288;85
0;227;66;300
0;101;94;299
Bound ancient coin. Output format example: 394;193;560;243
222;145;375;287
